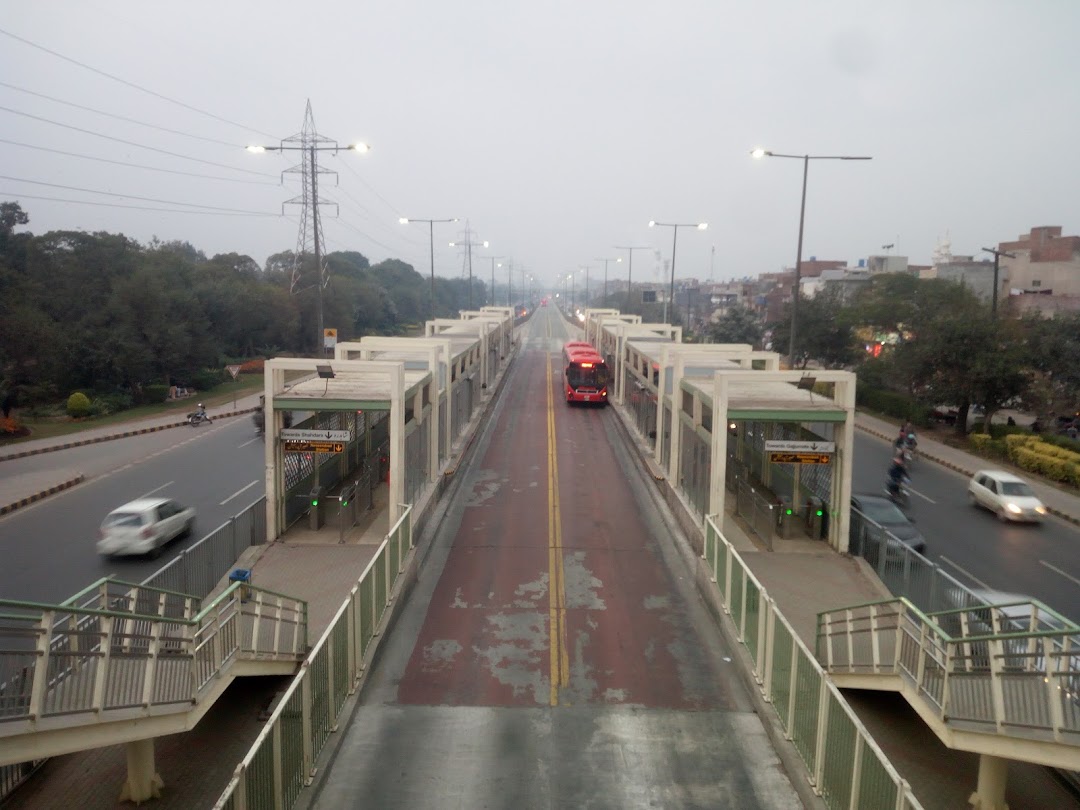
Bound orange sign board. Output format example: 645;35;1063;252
769;451;831;465
283;440;344;454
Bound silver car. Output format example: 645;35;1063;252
968;470;1047;523
97;497;196;557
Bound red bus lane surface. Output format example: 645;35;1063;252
397;347;739;711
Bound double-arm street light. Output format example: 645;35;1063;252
648;221;708;325
578;265;592;308
246;136;369;355
981;247;1017;315
399;217;459;321
481;255;504;305
449;236;489;309
595;256;622;304
751;148;871;367
614;245;651;313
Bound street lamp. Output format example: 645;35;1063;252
578;265;592;308
648;220;708;325
615;245;651;313
595;257;622;304
981;247;1017;315
751;148;871;367
449;233;489;309
482;255;504;305
247;136;369;355
399;217;459;320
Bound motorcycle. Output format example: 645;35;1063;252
885;478;911;509
187;411;212;426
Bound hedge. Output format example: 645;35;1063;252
1013;446;1080;486
855;386;932;427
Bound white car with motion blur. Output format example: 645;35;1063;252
968;470;1047;523
97;498;196;557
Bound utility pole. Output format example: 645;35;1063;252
982;247;1016;315
247;101;369;356
450;221;489;309
615;245;651;313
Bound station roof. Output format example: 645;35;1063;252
273;367;431;412
627;338;846;421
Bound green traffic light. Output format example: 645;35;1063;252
816;510;823;517
785;508;793;516
311;499;318;507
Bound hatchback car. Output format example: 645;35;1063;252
97;498;196;557
850;493;927;554
968;470;1047;523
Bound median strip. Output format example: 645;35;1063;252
0;473;85;516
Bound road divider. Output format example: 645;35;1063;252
0;473;85;516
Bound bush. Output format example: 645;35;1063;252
66;391;92;418
1037;432;1080;454
1031;441;1080;464
238;358;265;373
189;368;227;392
91;391;133;416
142;384;171;404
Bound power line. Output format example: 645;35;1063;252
0;191;276;216
0;105;280;178
1;174;277;214
331;185;428;248
0;138;280;185
335;156;405;218
0;27;277;139
0;81;242;147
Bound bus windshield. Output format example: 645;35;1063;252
567;362;609;389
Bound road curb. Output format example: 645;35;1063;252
0;474;85;516
0;407;260;463
854;421;1080;527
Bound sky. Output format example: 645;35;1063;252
2;1;1079;291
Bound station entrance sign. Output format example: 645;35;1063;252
764;440;834;465
283;440;345;454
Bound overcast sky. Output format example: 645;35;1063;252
3;1;1078;290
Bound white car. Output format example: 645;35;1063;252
968;470;1047;523
97;498;196;557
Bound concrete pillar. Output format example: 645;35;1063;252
118;738;163;804
968;754;1009;810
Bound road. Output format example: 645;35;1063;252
0;415;266;604
853;432;1080;624
310;307;803;809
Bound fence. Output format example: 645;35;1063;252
212;504;414;810
736;479;776;549
701;515;923;810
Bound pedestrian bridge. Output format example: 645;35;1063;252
818;596;1080;802
0;577;306;799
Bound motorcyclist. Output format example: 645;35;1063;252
886;454;909;499
194;403;209;422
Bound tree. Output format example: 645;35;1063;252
708;305;763;347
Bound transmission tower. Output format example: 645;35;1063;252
449;219;489;309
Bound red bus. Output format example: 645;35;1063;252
562;343;610;405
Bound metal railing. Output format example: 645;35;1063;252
213;503;414;810
701;515;923;810
817;597;1080;745
0;581;306;738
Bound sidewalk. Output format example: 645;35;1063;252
0;394;262;516
855;410;1080;526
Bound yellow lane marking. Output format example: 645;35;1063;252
546;355;569;705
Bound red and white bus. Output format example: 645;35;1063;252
562;343;610;405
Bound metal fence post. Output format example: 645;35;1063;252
811;675;830;790
301;669;314;783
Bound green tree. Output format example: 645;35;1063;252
708;304;763;347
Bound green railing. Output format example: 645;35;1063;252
213;504;414;810
702;515;923;810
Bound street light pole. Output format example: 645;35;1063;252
595;257;622;304
751;148;871;367
648;221;708;326
982;247;1017;315
482;255;504;305
615;245;650;313
449;226;489;309
399;217;459;321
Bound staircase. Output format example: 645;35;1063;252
0;577;306;765
816;596;1080;770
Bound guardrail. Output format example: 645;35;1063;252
213;503;414;810
817;597;1080;744
702;514;923;810
0;581;306;736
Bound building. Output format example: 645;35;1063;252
801;267;871;300
865;255;911;275
922;256;996;303
998;226;1080;317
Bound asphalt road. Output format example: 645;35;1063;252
0;415;266;604
852;432;1080;624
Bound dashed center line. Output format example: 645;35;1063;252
937;555;992;590
1040;560;1080;588
220;480;259;506
140;481;173;498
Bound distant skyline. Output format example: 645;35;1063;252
3;1;1078;290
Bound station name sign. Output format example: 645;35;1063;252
281;429;351;442
764;440;834;465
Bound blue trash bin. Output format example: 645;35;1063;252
229;568;251;602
